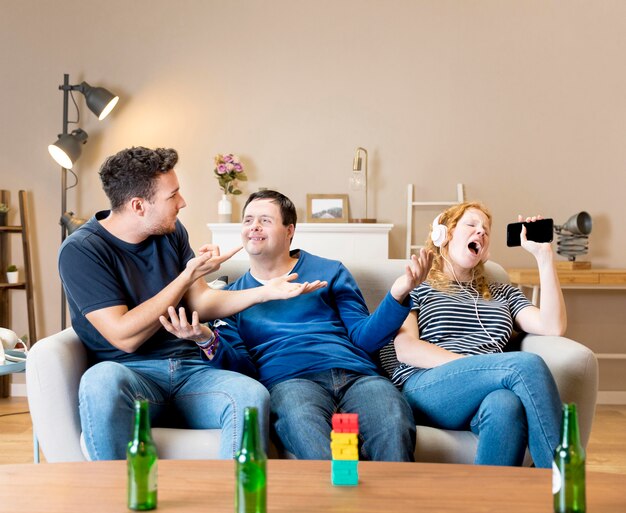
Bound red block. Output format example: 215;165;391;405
332;413;359;433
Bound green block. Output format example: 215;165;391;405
331;471;359;486
332;460;358;472
331;460;359;486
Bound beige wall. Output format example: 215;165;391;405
2;1;625;393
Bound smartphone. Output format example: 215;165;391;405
506;218;554;247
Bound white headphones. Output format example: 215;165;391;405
431;214;448;248
439;254;499;347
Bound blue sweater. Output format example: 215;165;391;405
216;250;411;388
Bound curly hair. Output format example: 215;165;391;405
99;147;178;211
425;201;493;299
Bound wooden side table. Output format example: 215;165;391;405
0;349;26;397
0;350;35;460
508;267;626;386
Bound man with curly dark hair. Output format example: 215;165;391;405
59;146;323;460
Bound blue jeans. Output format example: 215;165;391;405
402;352;561;468
268;369;416;461
79;358;270;460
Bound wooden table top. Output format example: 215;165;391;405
0;459;624;513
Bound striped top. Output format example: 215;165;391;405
380;281;532;386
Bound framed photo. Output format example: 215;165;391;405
306;194;349;223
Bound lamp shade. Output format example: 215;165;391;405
48;129;88;169
60;211;87;235
80;81;119;120
560;211;592;236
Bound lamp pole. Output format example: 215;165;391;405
60;73;70;330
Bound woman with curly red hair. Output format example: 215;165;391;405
384;202;566;468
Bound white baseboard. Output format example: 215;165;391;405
597;391;626;405
10;383;27;397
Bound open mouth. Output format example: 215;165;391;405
468;241;481;255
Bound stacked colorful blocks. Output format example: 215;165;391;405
330;413;359;486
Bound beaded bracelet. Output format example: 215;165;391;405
197;329;219;359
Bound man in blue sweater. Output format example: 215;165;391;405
162;190;432;460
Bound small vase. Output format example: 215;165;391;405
6;271;19;284
218;194;233;223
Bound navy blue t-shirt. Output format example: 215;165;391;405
58;210;199;363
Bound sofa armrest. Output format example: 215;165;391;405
520;334;598;447
26;328;89;462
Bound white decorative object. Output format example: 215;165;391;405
208;222;393;261
213;153;247;223
0;327;19;364
6;270;18;284
217;194;233;223
0;328;20;350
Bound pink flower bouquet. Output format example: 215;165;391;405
214;153;248;195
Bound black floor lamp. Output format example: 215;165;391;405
48;73;119;329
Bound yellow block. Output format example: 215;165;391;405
331;445;358;460
330;432;358;445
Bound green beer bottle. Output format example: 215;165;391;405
235;407;267;513
553;403;586;513
127;399;158;511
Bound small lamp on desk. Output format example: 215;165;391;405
554;211;592;270
349;147;376;223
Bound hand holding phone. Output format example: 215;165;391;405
506;218;554;247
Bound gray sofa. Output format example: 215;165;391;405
26;259;598;463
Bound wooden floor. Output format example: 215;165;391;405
1;397;625;473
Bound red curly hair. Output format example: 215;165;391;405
425;202;493;299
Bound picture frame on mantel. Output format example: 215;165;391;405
306;194;349;223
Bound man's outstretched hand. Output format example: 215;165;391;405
261;273;327;302
159;306;219;360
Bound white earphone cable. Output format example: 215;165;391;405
440;252;498;347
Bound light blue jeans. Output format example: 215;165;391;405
269;369;416;461
402;352;561;468
78;358;270;460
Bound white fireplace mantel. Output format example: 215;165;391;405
207;223;393;261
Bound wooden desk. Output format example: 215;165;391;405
0;459;624;512
508;268;626;387
508;268;626;305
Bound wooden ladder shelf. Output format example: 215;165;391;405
1;189;37;397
